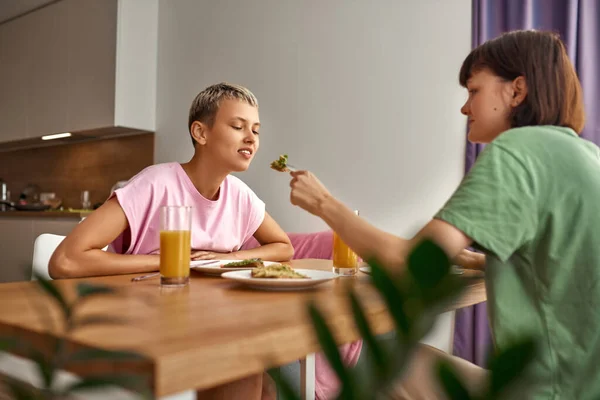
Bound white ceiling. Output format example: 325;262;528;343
0;0;57;24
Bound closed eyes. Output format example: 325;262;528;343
232;126;259;135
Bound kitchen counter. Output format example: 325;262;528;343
0;215;81;283
0;210;91;219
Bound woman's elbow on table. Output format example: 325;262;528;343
280;241;295;261
48;245;77;279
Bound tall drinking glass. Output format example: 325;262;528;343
159;206;192;287
332;210;359;276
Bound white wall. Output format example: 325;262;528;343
114;0;159;131
156;0;470;236
155;0;471;352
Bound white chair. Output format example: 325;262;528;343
31;234;109;281
31;233;66;280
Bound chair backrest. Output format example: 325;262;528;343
31;233;66;280
241;231;334;260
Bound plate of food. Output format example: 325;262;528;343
359;265;465;275
191;258;277;276
221;263;338;290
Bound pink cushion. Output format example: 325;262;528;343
241;230;334;260
242;231;363;399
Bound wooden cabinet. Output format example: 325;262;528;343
0;17;29;143
0;217;79;283
27;1;70;138
0;0;157;144
65;0;117;134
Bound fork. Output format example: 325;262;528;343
131;260;220;282
131;272;160;282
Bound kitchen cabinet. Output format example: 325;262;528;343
0;216;79;283
65;0;117;134
27;0;71;139
0;0;157;145
0;17;29;143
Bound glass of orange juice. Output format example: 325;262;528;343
159;206;192;287
332;210;359;276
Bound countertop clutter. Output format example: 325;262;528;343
0;210;91;219
0;179;94;218
0;134;154;221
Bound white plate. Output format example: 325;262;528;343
191;260;278;276
359;265;465;275
221;269;338;291
359;266;371;275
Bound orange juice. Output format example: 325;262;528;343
333;231;358;275
160;230;191;279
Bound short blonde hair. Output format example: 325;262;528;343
188;82;259;145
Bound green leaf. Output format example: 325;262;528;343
488;338;536;396
359;341;412;396
267;368;300;400
65;373;151;398
407;239;451;290
348;290;387;376
0;337;17;351
4;378;39;400
410;311;438;343
420;275;468;307
337;369;360;400
384;343;411;384
76;282;116;299
410;277;468;342
68;348;146;363
307;303;355;398
30;348;54;389
33;274;70;318
368;258;411;336
437;360;473;400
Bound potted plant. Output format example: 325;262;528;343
271;240;535;399
0;275;151;399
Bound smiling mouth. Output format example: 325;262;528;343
238;149;252;155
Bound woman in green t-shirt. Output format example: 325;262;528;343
288;30;597;399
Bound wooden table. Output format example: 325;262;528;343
0;259;486;398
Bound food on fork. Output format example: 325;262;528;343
251;264;309;279
223;258;265;268
270;154;289;172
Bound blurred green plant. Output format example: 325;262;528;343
271;239;536;399
0;274;151;399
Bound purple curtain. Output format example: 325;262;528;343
455;0;600;367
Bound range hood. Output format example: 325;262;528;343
0;0;158;152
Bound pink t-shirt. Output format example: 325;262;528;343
110;162;265;255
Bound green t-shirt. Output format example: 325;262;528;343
436;125;600;399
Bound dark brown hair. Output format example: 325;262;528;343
459;30;585;133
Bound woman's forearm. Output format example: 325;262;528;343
49;249;159;279
454;250;486;270
316;194;410;269
233;242;294;262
